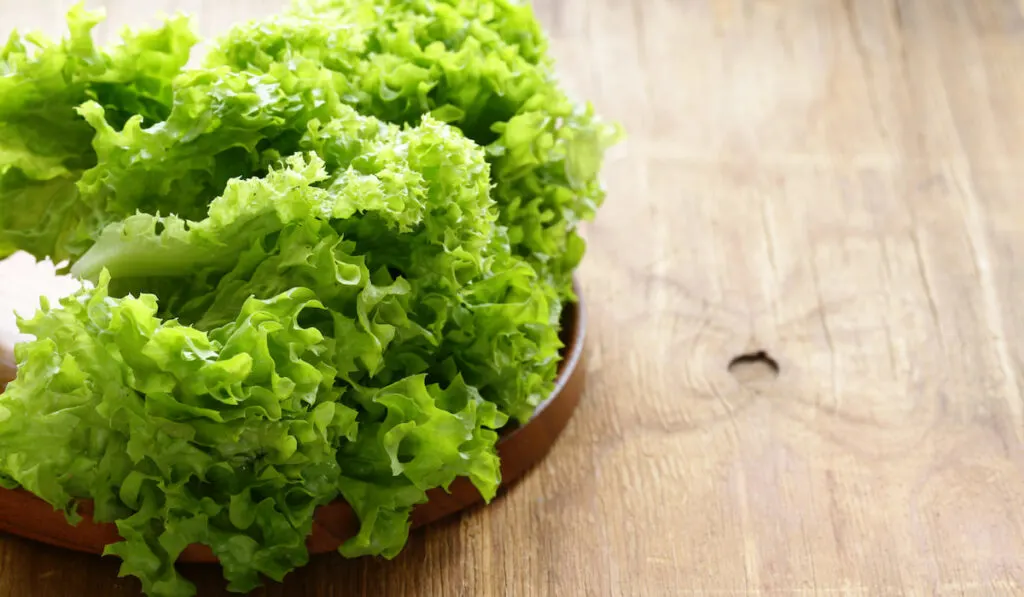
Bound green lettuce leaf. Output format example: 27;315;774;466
2;102;549;593
0;2;617;596
0;3;197;263
74;57;346;227
208;0;622;298
0;268;510;594
73;97;558;421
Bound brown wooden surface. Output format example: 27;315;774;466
4;0;1024;595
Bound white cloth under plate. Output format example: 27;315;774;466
0;252;82;383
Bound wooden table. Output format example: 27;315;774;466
5;0;1024;594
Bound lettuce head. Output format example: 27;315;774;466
0;2;619;596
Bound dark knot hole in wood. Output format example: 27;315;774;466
728;351;780;384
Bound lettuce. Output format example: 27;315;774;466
209;0;621;298
0;2;617;596
0;5;197;264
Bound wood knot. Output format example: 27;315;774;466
728;351;779;383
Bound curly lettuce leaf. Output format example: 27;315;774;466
208;0;622;297
0;269;509;594
74;57;346;227
61;102;551;562
73;104;556;422
0;3;197;263
0;1;615;596
71;101;494;288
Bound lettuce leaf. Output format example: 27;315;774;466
208;0;622;298
72;89;560;423
0;2;617;596
2;271;508;595
2;101;550;594
0;4;197;264
73;58;346;228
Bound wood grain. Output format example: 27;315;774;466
4;0;1024;595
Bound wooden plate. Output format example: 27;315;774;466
0;291;587;563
